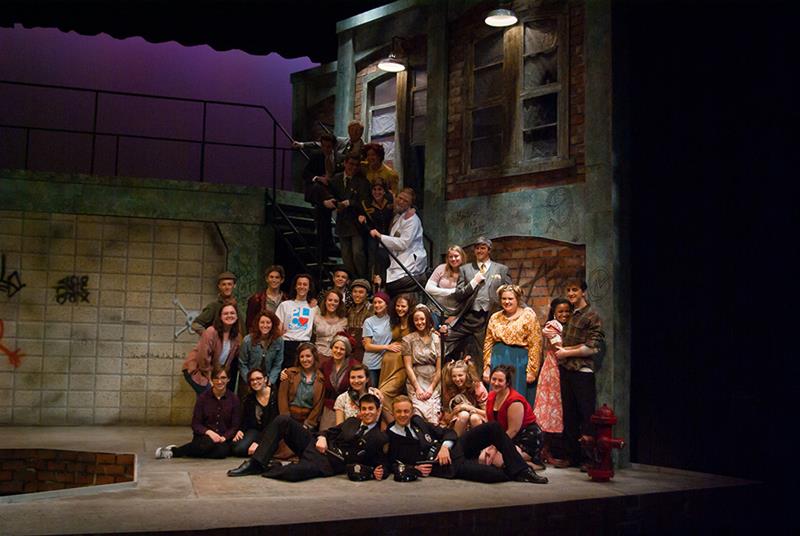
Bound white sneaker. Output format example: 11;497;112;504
155;445;175;459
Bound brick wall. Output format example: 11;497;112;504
0;448;134;496
446;0;586;200
489;236;585;322
0;210;226;425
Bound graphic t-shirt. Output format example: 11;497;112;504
275;299;315;341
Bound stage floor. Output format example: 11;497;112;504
0;426;757;535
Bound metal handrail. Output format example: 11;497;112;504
0;79;304;190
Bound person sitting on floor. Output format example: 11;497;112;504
386;395;547;483
231;368;279;457
155;367;241;460
441;358;488;436
226;393;387;482
333;363;383;425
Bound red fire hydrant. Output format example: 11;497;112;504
579;404;625;482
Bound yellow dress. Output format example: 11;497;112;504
378;323;410;407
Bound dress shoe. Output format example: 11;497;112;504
514;469;548;484
227;459;264;477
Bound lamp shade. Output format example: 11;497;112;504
378;53;406;72
485;8;518;27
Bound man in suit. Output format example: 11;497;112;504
330;154;371;279
227;393;387;481
444;236;511;364
387;396;547;483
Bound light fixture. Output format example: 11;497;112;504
485;7;518;27
378;37;407;72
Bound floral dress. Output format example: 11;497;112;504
533;319;564;433
402;331;442;423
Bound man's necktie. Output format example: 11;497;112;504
356;424;367;439
480;263;487;274
405;426;413;439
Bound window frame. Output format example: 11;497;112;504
363;70;400;167
462;5;573;181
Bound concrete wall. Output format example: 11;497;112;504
0;170;272;425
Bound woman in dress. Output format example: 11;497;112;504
482;284;543;404
483;364;545;470
402;305;442;423
362;292;396;388
378;293;415;420
245;265;286;330
441;358;488;436
424;245;467;318
238;309;284;391
182;302;242;394
318;333;359;431
333;364;383;424
312;289;348;367
534;298;572;466
155;367;241;459
277;342;324;430
231;367;278;457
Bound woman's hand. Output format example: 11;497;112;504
526;372;535;384
358;215;367;224
415;386;427;400
247;442;259;456
205;430;224;443
315;436;328;454
483;367;491;383
436;446;451;466
279;369;289;382
387;342;402;353
233;430;244;442
308;298;318;308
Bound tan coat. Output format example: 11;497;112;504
182;327;241;387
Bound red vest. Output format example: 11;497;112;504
487;388;536;431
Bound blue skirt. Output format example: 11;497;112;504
491;343;536;405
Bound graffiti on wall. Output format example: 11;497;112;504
173;297;200;338
0;253;26;298
0;319;25;368
54;275;90;304
512;261;576;308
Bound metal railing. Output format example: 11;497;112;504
0;80;305;196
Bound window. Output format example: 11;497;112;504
465;9;570;176
367;75;397;166
469;31;505;170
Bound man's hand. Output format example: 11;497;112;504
483;367;491;383
373;465;384;480
316;436;328;454
358;215;367;224
323;199;336;209
292;141;303;149
415;464;433;477
436;446;452;466
233;430;244;442
555;347;571;360
369;229;381;239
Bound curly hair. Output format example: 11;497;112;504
319;288;347;318
249;309;282;347
389;293;416;328
443;359;481;408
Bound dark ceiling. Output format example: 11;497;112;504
0;0;391;63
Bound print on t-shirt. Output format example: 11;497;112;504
291;306;311;328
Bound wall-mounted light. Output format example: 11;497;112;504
485;7;518;27
378;37;407;72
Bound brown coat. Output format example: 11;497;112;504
182;327;241;387
278;367;325;429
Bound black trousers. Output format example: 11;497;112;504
559;366;597;464
444;310;487;366
251;415;340;482
433;422;528;483
172;434;231;459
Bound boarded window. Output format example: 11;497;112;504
368;75;397;165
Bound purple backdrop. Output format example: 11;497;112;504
0;25;317;187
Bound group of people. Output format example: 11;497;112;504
294;121;426;296
160;226;605;487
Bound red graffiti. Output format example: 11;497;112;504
0;319;25;368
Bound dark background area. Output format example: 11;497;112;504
619;0;796;520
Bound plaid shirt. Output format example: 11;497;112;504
561;303;604;371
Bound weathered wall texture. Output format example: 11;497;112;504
0;209;226;425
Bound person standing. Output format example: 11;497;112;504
444;237;511;365
274;274;316;367
330;155;370;279
245;265;286;330
369;188;427;299
192;271;238;333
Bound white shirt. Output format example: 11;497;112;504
381;211;427;283
274;299;315;341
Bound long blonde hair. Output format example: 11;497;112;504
442;359;481;407
444;245;467;279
